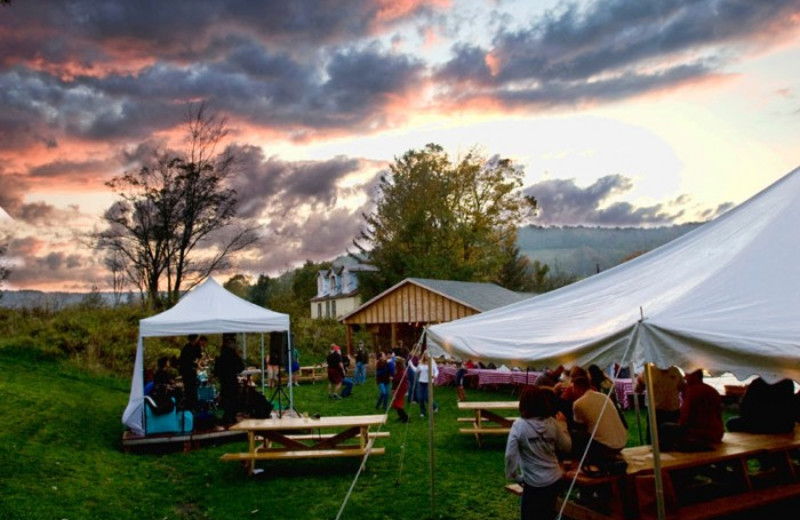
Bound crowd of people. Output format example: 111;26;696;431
145;333;265;428
323;339;444;422
505;362;800;520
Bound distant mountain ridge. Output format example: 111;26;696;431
0;225;702;308
518;223;701;276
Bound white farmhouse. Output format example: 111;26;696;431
310;264;377;320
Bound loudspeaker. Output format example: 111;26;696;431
269;332;287;366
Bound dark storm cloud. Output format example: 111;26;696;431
229;145;369;217
525;175;683;226
437;0;800;106
28;158;111;180
0;172;29;216
0;0;433;67
321;45;426;119
17;202;58;225
0;40;426;145
218;144;375;270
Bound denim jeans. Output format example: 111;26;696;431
355;361;366;384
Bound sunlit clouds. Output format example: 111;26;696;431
1;0;799;291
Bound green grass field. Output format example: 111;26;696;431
2;347;528;520
6;346;793;520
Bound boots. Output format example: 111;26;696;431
396;407;409;423
457;386;466;402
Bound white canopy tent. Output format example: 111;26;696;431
427;165;800;383
122;277;291;435
427;166;800;519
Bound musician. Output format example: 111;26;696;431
214;333;245;425
178;334;202;411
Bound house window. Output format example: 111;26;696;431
317;303;322;318
331;300;337;317
326;301;331;318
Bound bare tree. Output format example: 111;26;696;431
0;244;10;298
96;103;259;307
104;250;128;306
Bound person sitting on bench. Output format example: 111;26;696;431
660;369;723;451
571;376;628;475
727;377;797;434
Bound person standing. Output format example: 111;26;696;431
326;344;345;399
455;361;468;402
354;342;368;384
391;357;409;422
178;334;202;411
505;385;572;520
213;334;245;426
416;353;439;417
375;351;391;410
406;354;418;404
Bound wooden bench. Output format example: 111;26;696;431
256;431;390;448
457;401;518;447
292;365;324;384
505;467;626;520
221;437;385;462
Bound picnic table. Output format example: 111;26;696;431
436;366;541;388
457;400;518;447
293;364;325;384
220;414;389;475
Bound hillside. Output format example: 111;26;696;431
0;225;702;308
518;224;701;276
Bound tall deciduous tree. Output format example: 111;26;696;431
354;143;537;298
96;103;259;307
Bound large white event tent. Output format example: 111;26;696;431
427;165;800;384
122;277;291;435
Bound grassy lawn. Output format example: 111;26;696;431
2;348;525;520
6;347;789;520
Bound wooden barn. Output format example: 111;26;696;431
340;277;530;354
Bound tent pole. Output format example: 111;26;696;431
425;333;436;517
632;361;643;445
287;330;294;414
645;362;666;520
260;334;266;396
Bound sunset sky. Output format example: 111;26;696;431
1;0;799;292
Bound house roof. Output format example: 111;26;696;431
405;278;530;312
310;289;360;302
340;277;530;324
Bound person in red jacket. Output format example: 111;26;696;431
391;357;409;423
660;369;723;451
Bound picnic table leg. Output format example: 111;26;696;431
473;411;483;447
247;431;255;476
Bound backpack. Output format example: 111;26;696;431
145;394;175;416
250;392;274;419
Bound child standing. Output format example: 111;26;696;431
505;385;571;520
391;358;409;422
375;352;391;410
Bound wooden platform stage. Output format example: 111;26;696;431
122;426;245;452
